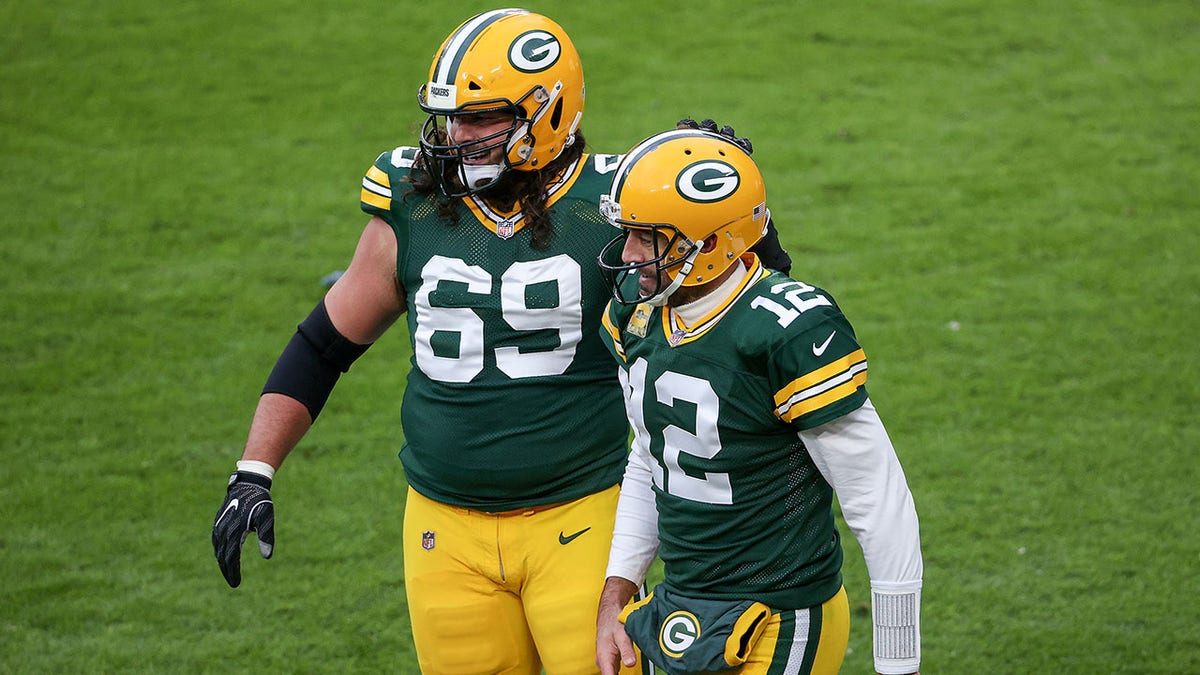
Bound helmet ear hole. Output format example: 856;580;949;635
550;98;564;129
468;81;482;90
549;97;564;128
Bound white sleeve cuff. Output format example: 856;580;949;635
872;581;921;674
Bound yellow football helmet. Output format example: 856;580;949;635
598;129;769;305
417;9;586;196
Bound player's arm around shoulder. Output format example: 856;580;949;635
324;216;407;343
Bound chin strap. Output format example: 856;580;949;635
646;246;700;307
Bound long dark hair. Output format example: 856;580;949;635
407;130;588;250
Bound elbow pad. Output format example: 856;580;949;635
261;300;371;421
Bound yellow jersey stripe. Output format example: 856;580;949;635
366;165;391;187
777;368;868;423
600;308;626;361
773;349;867;408
360;188;390;210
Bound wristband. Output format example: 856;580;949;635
236;459;276;480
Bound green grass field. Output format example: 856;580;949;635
3;1;1198;672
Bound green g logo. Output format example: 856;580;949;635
509;30;560;72
659;610;701;658
677;160;740;202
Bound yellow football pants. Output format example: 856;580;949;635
403;484;629;675
741;586;849;675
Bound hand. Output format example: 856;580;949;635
212;471;275;587
596;577;639;675
677;117;753;155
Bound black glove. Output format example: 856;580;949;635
212;470;275;588
753;214;792;275
677;117;753;155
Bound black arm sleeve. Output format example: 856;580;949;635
261;300;372;421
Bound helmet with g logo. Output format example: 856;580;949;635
598;129;768;305
417;9;585;196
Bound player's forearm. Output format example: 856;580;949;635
597;576;639;623
801;399;922;582
240;393;313;470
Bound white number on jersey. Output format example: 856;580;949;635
594;154;623;174
413;254;583;383
748;280;833;327
624;357;733;505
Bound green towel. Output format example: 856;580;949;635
620;586;772;674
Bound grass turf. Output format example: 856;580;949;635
2;0;1197;672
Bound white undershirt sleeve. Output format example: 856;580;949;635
604;433;660;584
799;398;922;675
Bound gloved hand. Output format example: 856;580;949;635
677;117;754;155
212;470;275;588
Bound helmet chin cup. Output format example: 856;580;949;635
460;163;504;191
644;251;696;307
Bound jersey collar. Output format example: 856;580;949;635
461;154;587;238
662;254;767;346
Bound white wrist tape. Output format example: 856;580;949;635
236;460;276;480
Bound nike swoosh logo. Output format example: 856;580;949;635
813;331;836;357
558;527;591;545
217;498;239;526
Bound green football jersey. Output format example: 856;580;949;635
360;147;629;511
600;256;870;609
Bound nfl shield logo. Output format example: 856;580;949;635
668;330;686;346
421;530;436;551
497;219;515;239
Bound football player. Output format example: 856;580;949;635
211;8;789;674
594;129;923;675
